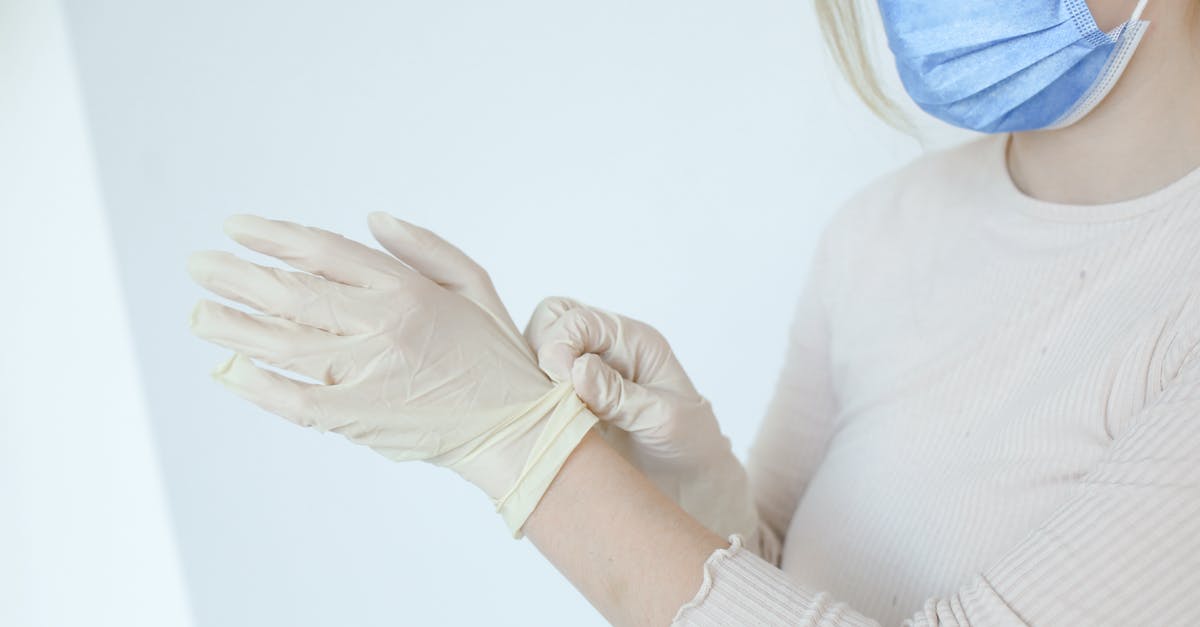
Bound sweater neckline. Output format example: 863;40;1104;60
989;133;1200;224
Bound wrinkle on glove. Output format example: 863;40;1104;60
189;213;598;538
213;352;594;537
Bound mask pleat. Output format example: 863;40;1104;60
876;0;1147;132
937;42;1113;132
881;2;1076;57
984;42;1113;130
898;21;1084;105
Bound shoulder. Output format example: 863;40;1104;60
822;135;998;248
811;135;999;284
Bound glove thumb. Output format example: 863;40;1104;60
570;353;657;434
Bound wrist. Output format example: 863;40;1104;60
522;427;727;626
445;382;599;537
493;386;599;537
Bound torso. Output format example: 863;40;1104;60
779;134;1200;624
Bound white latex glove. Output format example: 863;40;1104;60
525;297;759;539
187;213;597;538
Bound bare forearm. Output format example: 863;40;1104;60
523;428;727;627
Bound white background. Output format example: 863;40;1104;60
1;1;191;625
7;1;968;625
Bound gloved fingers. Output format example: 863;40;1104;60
534;305;631;382
211;353;333;430
223;214;422;290
367;212;509;318
524;296;582;350
190;299;353;384
526;296;584;381
570;353;659;433
188;250;368;335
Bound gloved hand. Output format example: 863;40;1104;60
525;297;759;539
187;213;597;538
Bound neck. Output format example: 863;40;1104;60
1007;2;1200;205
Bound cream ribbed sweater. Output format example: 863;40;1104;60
673;134;1200;626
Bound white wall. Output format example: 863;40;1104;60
54;1;968;625
0;1;192;625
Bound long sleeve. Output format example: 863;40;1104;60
743;228;841;565
673;332;1200;626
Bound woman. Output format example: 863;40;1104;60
187;0;1200;624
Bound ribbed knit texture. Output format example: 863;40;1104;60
674;134;1200;626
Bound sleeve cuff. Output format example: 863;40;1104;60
671;534;879;627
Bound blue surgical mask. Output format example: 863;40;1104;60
878;0;1151;133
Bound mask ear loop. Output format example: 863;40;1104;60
1131;0;1149;21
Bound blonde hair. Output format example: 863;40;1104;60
814;0;909;131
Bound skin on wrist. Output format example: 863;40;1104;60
523;428;727;627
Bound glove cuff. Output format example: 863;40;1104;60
493;382;598;538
